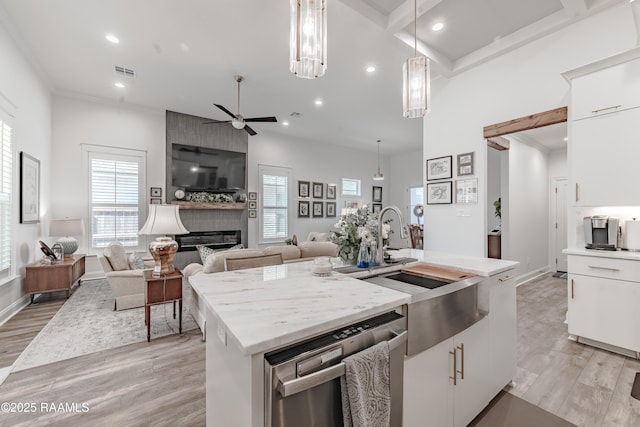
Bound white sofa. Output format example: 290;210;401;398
183;241;338;338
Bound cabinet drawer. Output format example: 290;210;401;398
571;57;640;121
568;255;640;282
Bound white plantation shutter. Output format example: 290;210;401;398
86;148;145;250
342;178;361;197
260;165;290;243
0;113;12;277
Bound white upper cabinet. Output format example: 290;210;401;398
571;56;640;121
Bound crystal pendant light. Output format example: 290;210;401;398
373;139;384;181
290;0;327;79
403;0;430;118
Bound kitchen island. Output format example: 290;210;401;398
189;250;518;427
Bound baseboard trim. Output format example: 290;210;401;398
573;335;639;359
515;265;551;286
0;294;30;328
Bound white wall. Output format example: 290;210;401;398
423;3;637;268
388;149;423;248
0;21;53;322
247;131;399;248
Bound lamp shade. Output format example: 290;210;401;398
49;219;84;237
138;205;188;236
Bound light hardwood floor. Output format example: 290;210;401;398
1;273;639;426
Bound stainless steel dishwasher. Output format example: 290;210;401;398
264;310;407;427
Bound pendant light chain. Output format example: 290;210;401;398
414;0;417;57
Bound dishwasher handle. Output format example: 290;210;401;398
276;330;407;398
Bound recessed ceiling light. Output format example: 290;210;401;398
105;33;120;44
432;22;444;32
314;99;323;106
114;82;125;89
366;66;376;73
282;121;290;126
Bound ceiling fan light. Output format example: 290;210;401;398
290;0;327;79
232;118;245;129
403;56;430;118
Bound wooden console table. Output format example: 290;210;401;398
25;255;86;303
144;269;183;342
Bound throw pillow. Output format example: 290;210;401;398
196;245;218;264
103;242;131;271
128;252;145;270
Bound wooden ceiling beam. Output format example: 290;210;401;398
487;136;510;151
483;106;568;139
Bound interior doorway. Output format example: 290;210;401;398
553;178;568;272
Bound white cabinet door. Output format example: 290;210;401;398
403;337;453;427
568;274;640;352
453;319;490;427
487;272;517;395
571;57;640;121
571;107;640;206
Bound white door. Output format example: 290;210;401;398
554;178;568;272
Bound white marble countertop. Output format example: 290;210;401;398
388;249;519;277
189;261;410;356
563;248;640;261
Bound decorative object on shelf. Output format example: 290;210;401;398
138;205;189;275
373;139;384;181
457;152;474;176
174;189;186;200
312;182;324;199
413;204;424;225
186;192;234;203
39;240;56;262
49;218;84;257
249;201;257;210
326;184;336;199
20;152;40;224
51;243;64;263
298;180;310;198
298;200;310;218
312;201;324;217
330;207;392;263
249;210;257;219
403;0;430;118
326;201;336;217
426;156;452;181
248;192;257;200
427;181;452;205
150;198;161;204
150;187;162;197
372;203;382;214
455;178;478;204
237;193;248;203
290;0;327;79
372;185;382;203
357;241;370;268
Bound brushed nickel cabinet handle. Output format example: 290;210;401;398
575;183;579;202
449;348;457;386
498;275;513;282
591;105;622;114
588;265;620;272
457;343;465;380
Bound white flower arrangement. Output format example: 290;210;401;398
330;207;393;262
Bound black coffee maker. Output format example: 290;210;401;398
584;216;619;250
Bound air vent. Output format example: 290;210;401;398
289;112;302;118
114;66;136;78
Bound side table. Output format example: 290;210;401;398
143;269;183;342
25;255;86;303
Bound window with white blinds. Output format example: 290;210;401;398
86;148;146;250
342;178;361;197
260;165;290;243
0;113;12;277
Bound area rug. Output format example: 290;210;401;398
12;278;198;372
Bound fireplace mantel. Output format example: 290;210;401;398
171;201;248;210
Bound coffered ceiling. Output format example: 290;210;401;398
0;0;626;154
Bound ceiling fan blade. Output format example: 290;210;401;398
244;116;278;123
214;104;237;119
203;120;232;124
244;125;257;136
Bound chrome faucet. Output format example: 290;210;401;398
377;205;409;265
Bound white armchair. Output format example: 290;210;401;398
98;242;146;311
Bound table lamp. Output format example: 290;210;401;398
49;219;84;257
138;205;189;275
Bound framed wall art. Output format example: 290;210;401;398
312;201;324;217
150;187;162;197
326;184;336;199
312;182;324;199
20;152;40;223
150;198;162;205
248;200;257;210
455;178;478;204
372;203;382;214
372;186;382;203
249;210;257;219
426;156;452;181
326;202;336;217
298;200;310;218
248;192;257;200
298;181;310;198
457;152;474;176
426;181;452;205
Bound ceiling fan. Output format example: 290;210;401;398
205;75;277;136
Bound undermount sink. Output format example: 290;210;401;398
363;263;487;356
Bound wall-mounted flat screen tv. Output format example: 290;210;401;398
171;143;246;192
